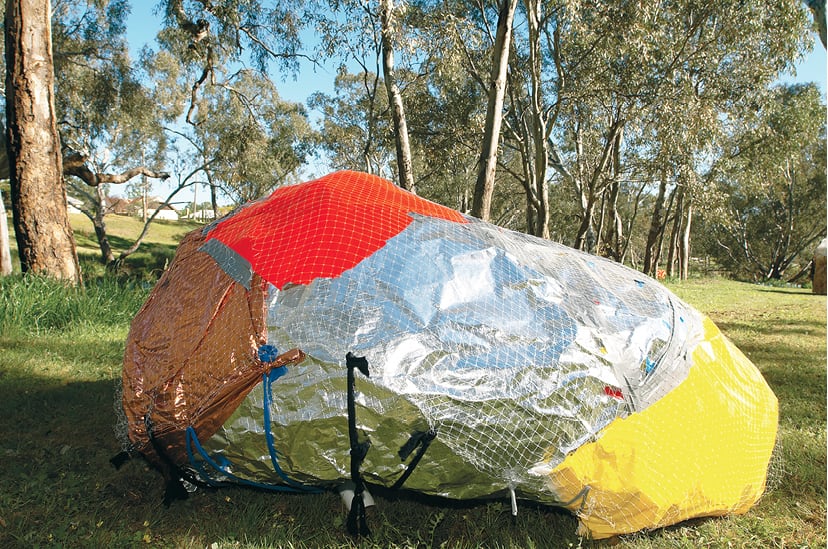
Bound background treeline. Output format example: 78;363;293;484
2;0;825;283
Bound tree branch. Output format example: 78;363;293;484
63;151;169;187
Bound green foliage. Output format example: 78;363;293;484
699;83;827;280
194;71;318;204
52;0;168;172
309;69;396;177
305;0;814;264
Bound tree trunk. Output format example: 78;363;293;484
679;199;692;280
572;118;624;250
524;0;549;238
0;189;12;275
666;186;683;277
140;151;148;223
210;183;219;220
574;196;597;252
595;192;607;253
91;185;114;264
643;170;668;276
380;0;415;193
5;0;80;283
471;0;518;221
606;179;624;261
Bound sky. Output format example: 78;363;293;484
122;3;827;204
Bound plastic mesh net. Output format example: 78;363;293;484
120;170;778;538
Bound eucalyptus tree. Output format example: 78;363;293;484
407;0;524;223
52;0;171;264
307;0;418;189
379;0;415;191
308;68;395;178
403;57;486;212
703;83;826;281
471;0;518;222
501;0;566;238
189;69;317;205
145;0;323;221
550;0;810;271
5;0;80;282
2;0;176;268
308;2;391;177
155;0;310;201
159;0;307;118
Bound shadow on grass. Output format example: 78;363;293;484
0;370;585;548
754;287;824;297
715;318;826;338
76;237;179;282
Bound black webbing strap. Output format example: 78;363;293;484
144;413;190;506
392;428;437;490
345;352;372;537
109;450;131;469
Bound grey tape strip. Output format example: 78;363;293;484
198;238;253;290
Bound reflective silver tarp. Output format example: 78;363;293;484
196;215;702;503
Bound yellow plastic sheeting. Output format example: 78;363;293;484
548;317;778;539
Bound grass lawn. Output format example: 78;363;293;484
0;217;825;547
5;212;203;280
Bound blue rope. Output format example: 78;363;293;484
262;369;321;492
185;426;303;492
183;366;320;493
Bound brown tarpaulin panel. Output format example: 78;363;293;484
121;228;304;465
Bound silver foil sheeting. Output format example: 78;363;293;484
197;215;702;503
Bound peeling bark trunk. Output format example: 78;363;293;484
5;0;80;283
574;196;597;252
679;199;692;280
524;0;548;238
380;0;415;193
605;179;623;261
643;170;668;276
666;186;683;277
91;185;114;264
572;118;624;250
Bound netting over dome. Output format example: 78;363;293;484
120;170;778;539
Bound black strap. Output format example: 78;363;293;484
392;429;437;490
144;413;190;506
109;451;132;469
345;352;371;537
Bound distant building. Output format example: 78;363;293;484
185;209;217;221
104;196;132;215
144;199;180;221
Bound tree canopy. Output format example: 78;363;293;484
1;0;823;283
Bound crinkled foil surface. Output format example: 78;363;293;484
199;215;701;502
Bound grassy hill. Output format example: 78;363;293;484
4;211;204;279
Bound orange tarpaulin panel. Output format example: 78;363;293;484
206;170;467;289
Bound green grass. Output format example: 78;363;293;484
5;211;203;280
0;274;824;548
664;279;826;548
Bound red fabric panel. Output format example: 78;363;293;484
207;170;467;288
